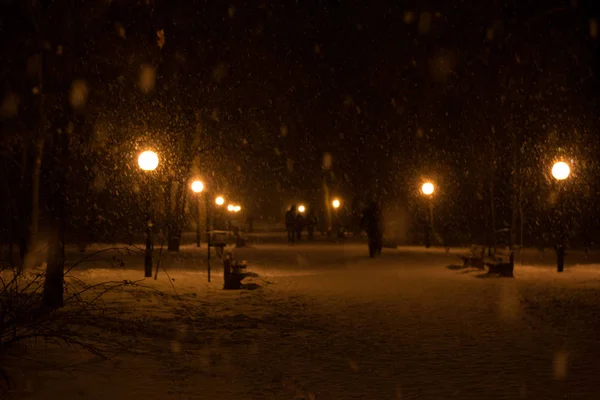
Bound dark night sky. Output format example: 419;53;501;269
1;0;600;238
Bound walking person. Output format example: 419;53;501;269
285;205;297;243
306;210;317;240
296;212;305;241
361;201;383;257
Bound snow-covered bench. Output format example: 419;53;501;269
460;245;486;269
223;255;249;290
485;250;514;277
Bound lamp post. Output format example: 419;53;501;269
226;204;235;231
138;151;159;277
332;199;340;210
421;182;435;248
214;196;225;231
551;161;570;272
332;199;341;237
191;180;204;247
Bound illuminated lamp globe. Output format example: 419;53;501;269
332;199;340;209
215;196;225;206
421;182;434;196
138;151;159;171
234;205;241;212
191;180;204;193
552;161;570;181
298;205;306;213
227;204;235;212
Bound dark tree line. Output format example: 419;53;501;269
1;0;600;307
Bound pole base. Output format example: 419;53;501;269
556;244;565;272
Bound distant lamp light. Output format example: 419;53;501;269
234;205;241;213
298;205;306;213
216;196;225;206
138;151;159;171
332;199;340;209
227;204;235;212
191;180;204;193
552;161;571;181
421;182;434;196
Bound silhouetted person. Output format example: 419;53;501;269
246;216;254;233
296;213;305;240
361;201;383;257
306;210;317;240
285;205;297;243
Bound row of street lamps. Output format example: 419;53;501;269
418;162;571;197
138;151;159;277
191;179;242;243
140;148;571;273
290;200;341;235
294;199;340;214
419;160;572;271
137;150;243;278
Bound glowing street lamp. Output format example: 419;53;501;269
191;180;204;194
215;196;225;206
551;161;571;272
234;205;241;213
552;161;571;181
137;151;159;277
331;199;342;238
298;205;306;213
421;181;435;248
421;182;434;196
191;180;204;247
227;204;235;212
138;150;159;171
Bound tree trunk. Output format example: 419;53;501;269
488;127;496;256
509;131;519;250
18;145;30;264
168;180;186;252
519;201;524;250
43;131;68;309
43;223;65;308
167;160;192;252
29;138;44;257
323;177;331;233
25;0;46;268
167;225;181;251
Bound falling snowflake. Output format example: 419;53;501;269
322;152;332;170
116;23;126;38
156;29;165;49
139;65;156;93
0;93;20;117
69;79;89;109
418;12;432;34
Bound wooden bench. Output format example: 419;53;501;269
223;256;249;290
485;251;514;277
460;245;486;269
459;244;515;277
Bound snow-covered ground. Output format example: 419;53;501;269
5;243;600;399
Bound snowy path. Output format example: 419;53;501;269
6;245;600;399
